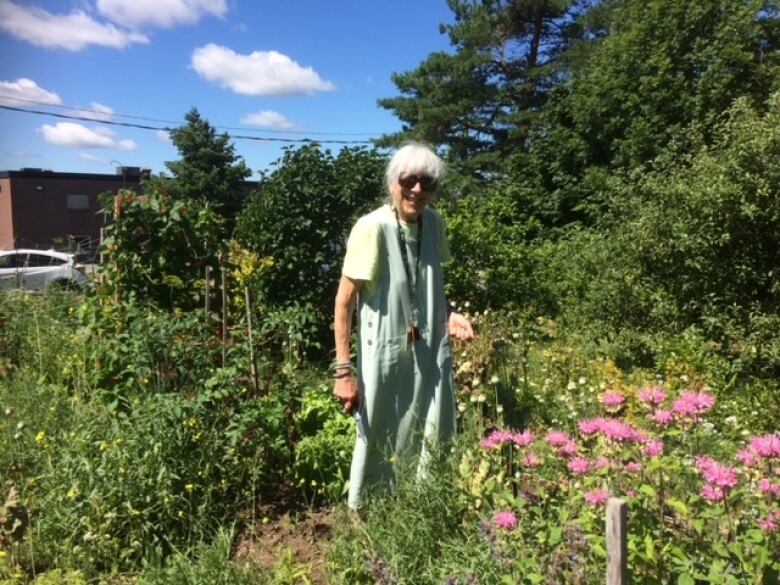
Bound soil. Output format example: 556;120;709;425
233;502;340;584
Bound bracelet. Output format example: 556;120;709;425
332;371;354;379
329;361;354;373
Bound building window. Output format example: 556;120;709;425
67;194;90;210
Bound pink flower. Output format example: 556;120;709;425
594;456;611;470
642;439;664;458
758;516;778;533
759;479;780;498
626;489;637;498
598;419;645;443
522;453;541;468
672;391;716;421
737;448;759;467
584;489;609;506
600;392;626;410
546;430;572;447
625;462;642;474
568;457;590;475
650;409;674;426
748;434;780;459
638;386;667;407
578;418;604;436
695;456;738;490
493;510;518;530
701;484;724;502
511;430;534;447
480;430;513;449
557;440;578;458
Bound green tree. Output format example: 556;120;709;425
234;145;386;346
545;93;780;372
513;0;780;226
378;0;584;179
166;108;252;231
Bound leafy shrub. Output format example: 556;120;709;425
292;383;354;504
235;145;385;348
2;368;289;573
100;181;224;311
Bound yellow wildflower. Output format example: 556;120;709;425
35;431;46;443
185;483;194;492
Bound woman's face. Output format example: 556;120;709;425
391;171;437;223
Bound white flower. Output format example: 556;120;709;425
490;375;500;384
724;415;738;426
567;381;577;391
578;377;587;385
496;405;504;413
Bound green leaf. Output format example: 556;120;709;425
644;534;656;561
639;484;657;498
666;498;688;516
548;526;562;547
677;574;695;585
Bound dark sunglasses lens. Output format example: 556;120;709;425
419;176;437;191
399;175;437;191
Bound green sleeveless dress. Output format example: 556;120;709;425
346;205;455;509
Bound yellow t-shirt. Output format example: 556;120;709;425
342;205;451;296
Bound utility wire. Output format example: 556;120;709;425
0;95;384;138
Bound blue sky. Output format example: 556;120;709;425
0;0;454;178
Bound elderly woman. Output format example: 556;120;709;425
333;142;474;509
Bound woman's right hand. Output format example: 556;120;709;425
333;374;360;415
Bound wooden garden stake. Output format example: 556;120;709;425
204;265;211;319
220;254;228;368
244;286;258;394
607;497;628;585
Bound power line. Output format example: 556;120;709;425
0;94;384;138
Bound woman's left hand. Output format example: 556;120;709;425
448;311;475;342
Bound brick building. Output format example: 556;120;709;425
0;167;145;251
0;168;258;252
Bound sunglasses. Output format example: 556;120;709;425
398;174;438;192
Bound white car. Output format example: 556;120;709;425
0;249;89;292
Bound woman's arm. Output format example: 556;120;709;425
333;275;361;414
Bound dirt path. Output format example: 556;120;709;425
234;505;339;584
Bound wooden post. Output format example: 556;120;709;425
220;257;228;368
607;497;628;585
204;265;211;320
244;286;258;394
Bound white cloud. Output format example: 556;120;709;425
0;78;62;107
39;122;137;151
155;130;173;144
87;102;115;121
76;152;111;163
241;110;296;130
96;0;226;29
0;0;149;51
191;44;336;96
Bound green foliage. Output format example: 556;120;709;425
292;383;354;504
513;0;780;226
378;0;583;179
99;182;223;311
544;93;780;379
166;107;252;229
235;145;386;347
2;368;289;573
137;528;263;585
442;186;552;312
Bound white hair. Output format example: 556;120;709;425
384;142;445;195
